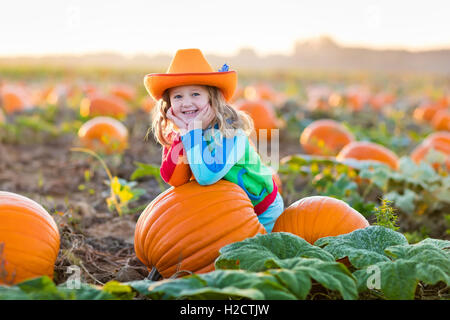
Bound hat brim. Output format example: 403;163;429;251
144;71;237;102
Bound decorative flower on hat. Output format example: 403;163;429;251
218;64;229;72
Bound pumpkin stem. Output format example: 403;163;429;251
148;267;163;281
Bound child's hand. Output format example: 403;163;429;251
166;107;188;134
187;104;215;131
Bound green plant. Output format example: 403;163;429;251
373;199;399;231
70;148;144;216
130;162;166;191
278;155;376;216
359;157;450;216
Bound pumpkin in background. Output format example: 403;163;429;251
0;85;33;114
410;140;450;171
0;191;60;285
234;99;279;140
80;94;130;119
424;131;450;145
78;116;129;154
134;180;267;278
345;87;370;112
300;119;355;156
0;108;5;124
307;97;330;112
81;83;99;97
109;84;136;102
142;96;156;113
244;83;284;105
230;86;244;104
272;196;369;244
369;93;395;111
431;109;450;131
336;141;400;170
271;168;282;195
413;102;447;123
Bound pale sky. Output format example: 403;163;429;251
1;0;450;57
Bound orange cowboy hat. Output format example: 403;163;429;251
144;48;237;102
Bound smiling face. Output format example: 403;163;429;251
168;85;211;124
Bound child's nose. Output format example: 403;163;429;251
182;97;194;107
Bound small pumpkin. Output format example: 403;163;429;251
272;196;369;244
410;139;450;171
300;119;355;156
424;131;450;145
271;168;282;195
78;116;129;154
0;85;33;114
369;93;395;111
234;99;279;140
110;84;136;102
431;109;450;131
336;141;399;170
80;94;130;119
230;86;245;103
244;83;283;105
142;96;156;113
413;102;447;123
0;108;5;124
345;91;369;112
134;180;267;278
0;191;60;285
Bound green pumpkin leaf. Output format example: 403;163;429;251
266;258;358;300
214;233;357;300
384;189;417;214
314;226;408;269
215;232;334;272
0;276;116;300
143;270;295;300
354;238;450;300
143;265;357;300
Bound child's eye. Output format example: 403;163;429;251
192;92;200;97
173;94;182;99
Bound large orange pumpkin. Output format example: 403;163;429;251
0;191;60;285
234;99;279;140
336;141;399;170
431;109;450;131
78;116;129;154
0;85;33;114
300;119;355;156
134;180;267;278
80;94;130;119
272;196;369;244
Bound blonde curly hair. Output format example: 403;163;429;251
149;85;254;148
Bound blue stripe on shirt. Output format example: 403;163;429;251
181;128;246;185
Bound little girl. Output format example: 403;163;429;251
144;48;284;233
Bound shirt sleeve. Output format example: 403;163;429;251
180;128;246;185
160;134;192;187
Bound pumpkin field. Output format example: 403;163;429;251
0;65;449;301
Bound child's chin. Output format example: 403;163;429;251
182;115;199;123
